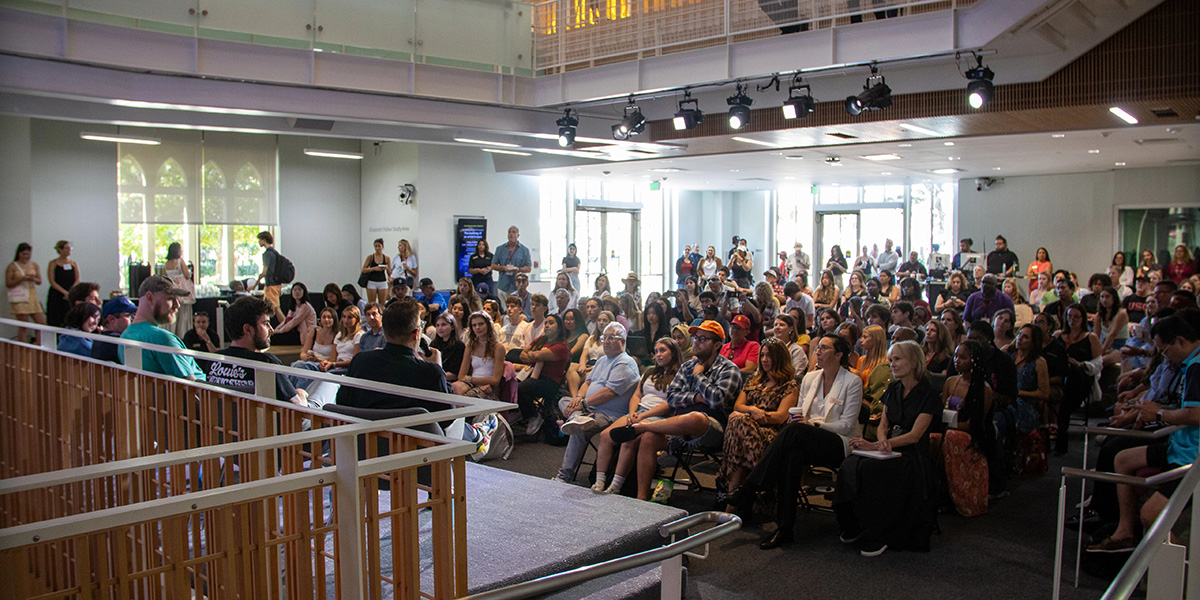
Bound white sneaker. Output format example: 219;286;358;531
601;484;620;494
524;415;544;436
550;475;568;483
591;480;607;492
560;415;595;436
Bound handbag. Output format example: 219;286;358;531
172;274;196;305
7;283;30;304
357;272;371;288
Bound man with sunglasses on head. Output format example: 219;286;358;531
609;320;742;500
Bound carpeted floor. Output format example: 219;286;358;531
487;428;1118;600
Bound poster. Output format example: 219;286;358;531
455;217;487;282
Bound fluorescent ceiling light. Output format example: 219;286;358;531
880;171;892;175
1114;161;1127;166
649;167;684;173
79;132;161;145
861;153;902;161
109;99;273;116
1052;133;1066;138
482;148;531;156
898;123;942;137
731;137;779;148
454;137;520;148
929;168;962;174
897;143;913;148
303;148;363;159
784;155;804;160
943;141;955;146
1109;107;1139;125
1088;149;1101;154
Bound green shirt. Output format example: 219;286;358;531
119;321;207;381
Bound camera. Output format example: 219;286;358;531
398;183;417;204
975;177;998;192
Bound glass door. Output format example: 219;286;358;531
575;208;637;295
817;212;857;285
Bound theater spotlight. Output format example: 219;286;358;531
727;83;753;130
964;56;995;109
845;65;892;116
782;77;815;120
556;109;578;147
612;98;645;140
673;90;704;131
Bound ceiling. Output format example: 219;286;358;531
504;121;1200;189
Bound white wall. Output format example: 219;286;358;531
956;165;1200;278
277;135;362;290
0;116;34;331
675;190;772;265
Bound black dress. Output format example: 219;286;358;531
469;252;494;294
1057;335;1094;453
46;263;74;326
833;378;941;551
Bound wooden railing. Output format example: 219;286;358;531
0;319;509;599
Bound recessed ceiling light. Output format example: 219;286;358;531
731;137;779;147
929;168;963;174
481;148;531;156
784;176;795;180
992;167;1002;171
1115;161;1126;166
455;137;520;148
897;143;913;148
861;153;903;161
1109;107;1139;125
1088;149;1101;154
1052;133;1066;138
948;157;961;161
899;123;941;137
880;171;892;175
943;141;955;146
784;155;804;160
730;169;739;172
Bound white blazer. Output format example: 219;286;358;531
797;367;864;455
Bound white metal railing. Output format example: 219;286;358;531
531;0;970;71
0;317;510;599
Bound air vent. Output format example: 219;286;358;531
1134;138;1182;145
287;118;336;131
827;132;858;139
1151;108;1179;118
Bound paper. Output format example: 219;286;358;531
852;449;901;460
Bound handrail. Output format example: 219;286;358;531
1060;464;1190;488
1084;425;1183;439
459;511;741;600
1100;454;1200;600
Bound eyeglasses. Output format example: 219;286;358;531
600;335;624;342
691;335;719;344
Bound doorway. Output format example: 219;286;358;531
574;208;639;294
816;207;904;282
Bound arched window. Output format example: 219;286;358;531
235;162;262;191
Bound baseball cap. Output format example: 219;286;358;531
730;314;751;331
763;269;779;278
101;296;137;319
392;278;409;289
419;277;434;287
137;275;190;297
688;319;725;341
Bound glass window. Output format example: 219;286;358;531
1119;207;1200;268
777;184;814;275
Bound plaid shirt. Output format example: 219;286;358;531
665;354;743;423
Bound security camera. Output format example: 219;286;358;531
602;170;612;176
398;183;416;204
975;177;997;191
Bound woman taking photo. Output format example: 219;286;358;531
1056;304;1101;455
393;239;418;287
718;340;799;509
272;282;316;346
1093;287;1129;367
592;337;682;494
773;314;810;375
562;242;581;291
834;341;940;556
516;314;571;436
826;245;848;288
46;240;79;327
936;271;970;313
468;240;495;296
935;341;994;517
1137;249;1160;279
813;270;841;311
729;245;754;289
360;238;391;306
453;311;507;399
431;312;465;382
725;334;862;549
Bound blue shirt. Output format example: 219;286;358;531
492;242;532;294
584;352;641;419
359;330;386;352
57;329;93;358
119;321;207;380
1168;345;1200;466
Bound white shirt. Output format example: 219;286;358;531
784;293;816;329
500;319;531;350
876;250;899;274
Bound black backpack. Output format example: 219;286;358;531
274;252;296;284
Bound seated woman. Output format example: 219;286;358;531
940;307;967;349
809;309;842;370
1094;286;1129;368
834;340;941;557
839;270;867;317
57;301;100;357
721;315;760;376
1033;271;1056;309
878;269;901;303
727;334;862;549
456;277;484;314
772;314;809;376
562;308;590;364
934;341;995;517
515;314;571;436
591;337;683;494
430;312;465;382
856;325;893;438
341;284;367;315
568;311;613;396
593;273;613;299
290;307;339;390
898;277;929;312
637;302;672;362
718;340;800;503
271;282;316;346
322;283;351;316
935;271;970;314
670;323;693;361
992;308;1017;351
1002;278;1036;328
923;320;954;375
813;270;841;311
328;305;363;374
452;311;507;399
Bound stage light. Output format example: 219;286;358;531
612;98;645;140
845;65;892;116
964;56;995;109
781;77;814;120
672;91;704;131
726;83;753;130
556;109;578;147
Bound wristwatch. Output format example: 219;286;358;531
1157;409;1166;424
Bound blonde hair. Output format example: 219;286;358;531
888;340;928;382
397;239;413;260
860;325;888;376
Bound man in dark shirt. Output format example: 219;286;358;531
253;231;285;322
967;320;1018;497
1042;277;1077;327
385;278;410;307
212;296;306;405
896;251;927;279
985;235;1019;276
1122;276;1151;324
91;296;136;363
181;311;221;353
336;298;451;413
952;238;974;270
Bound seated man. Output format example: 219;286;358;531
359;303;386;352
609;320;743;500
182;311;220;353
91;296;136;363
1088;310;1200;553
500;295;531;350
120;275;206;381
385;278;410;307
213;296;309;407
552;322;641;483
889;301;924;344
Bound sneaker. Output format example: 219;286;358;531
550;475;568;483
560;415;595;436
839;529;864;544
601;484;620;494
524;415;544;436
859;541;888;557
590;480;607;492
610;423;640;444
1086;536;1138;553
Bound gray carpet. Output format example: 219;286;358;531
489;431;1118;600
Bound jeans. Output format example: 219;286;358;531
555;397;615;481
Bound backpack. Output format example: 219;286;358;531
274;252;296;284
470;413;513;462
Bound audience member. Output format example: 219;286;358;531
722;315;760;376
671;323;693;361
985;235;1019;276
45;239;79;327
896;251;926;279
334;298;449;413
182;311;220;353
91;296;136;363
698;246;722;280
593;273;614;299
1137;249;1161;279
322;283;352;316
772;314;809;375
291;307;339;389
934;340;995;517
964;274;1014;323
1166;244;1194;284
493;226;532;297
468;240;495;296
516;313;571;436
991;308;1016;351
119;275;205;380
431;312;465;382
452;310;507;399
951;238;974;270
826;245;848;288
393;239;418;287
1026;247;1053;295
878;270;900;303
386;278;410;307
562;308;590;363
10;244;51;344
1095;287;1129;367
856;325;892;435
513;273;533;318
359;238;391;306
359;303;386;352
924;320;954;375
57;301;100;357
562;242;582;291
1123;277;1151;323
272;282;316;345
1001;278;1034;327
875;239;899;275
216;296;308;406
1055;304;1101;456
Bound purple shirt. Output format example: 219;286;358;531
963;289;1014;323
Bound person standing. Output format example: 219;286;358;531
492;226;532;299
698;246;722;280
675;245;698;290
876;239;899;275
952;238;974;270
562;242;582;292
468;240;495;297
360;238;391;307
7;243;45;344
163;242;195;339
393;239;419;288
253;231;286;323
986;235;1019;276
46;240;79;327
789;242;810;281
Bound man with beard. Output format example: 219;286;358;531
215;296;309;406
119;275;205;380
